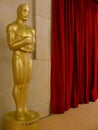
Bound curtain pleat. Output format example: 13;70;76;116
51;0;98;113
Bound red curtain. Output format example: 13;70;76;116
51;0;98;113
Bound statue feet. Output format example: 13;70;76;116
15;108;34;121
15;110;25;121
23;108;34;118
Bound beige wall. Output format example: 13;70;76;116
0;0;51;129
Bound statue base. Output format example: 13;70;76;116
4;111;40;130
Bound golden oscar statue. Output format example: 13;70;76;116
4;4;40;130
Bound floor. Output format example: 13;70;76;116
39;100;98;130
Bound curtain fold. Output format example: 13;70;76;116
51;0;98;113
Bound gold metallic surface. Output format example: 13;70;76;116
4;111;40;130
6;4;36;121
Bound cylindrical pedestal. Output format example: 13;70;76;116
4;111;40;130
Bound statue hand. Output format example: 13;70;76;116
25;37;33;44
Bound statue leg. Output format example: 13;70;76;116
22;57;33;117
12;54;25;121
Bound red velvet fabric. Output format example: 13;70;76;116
51;0;98;113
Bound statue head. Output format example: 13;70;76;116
17;4;30;21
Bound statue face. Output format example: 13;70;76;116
17;4;30;21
